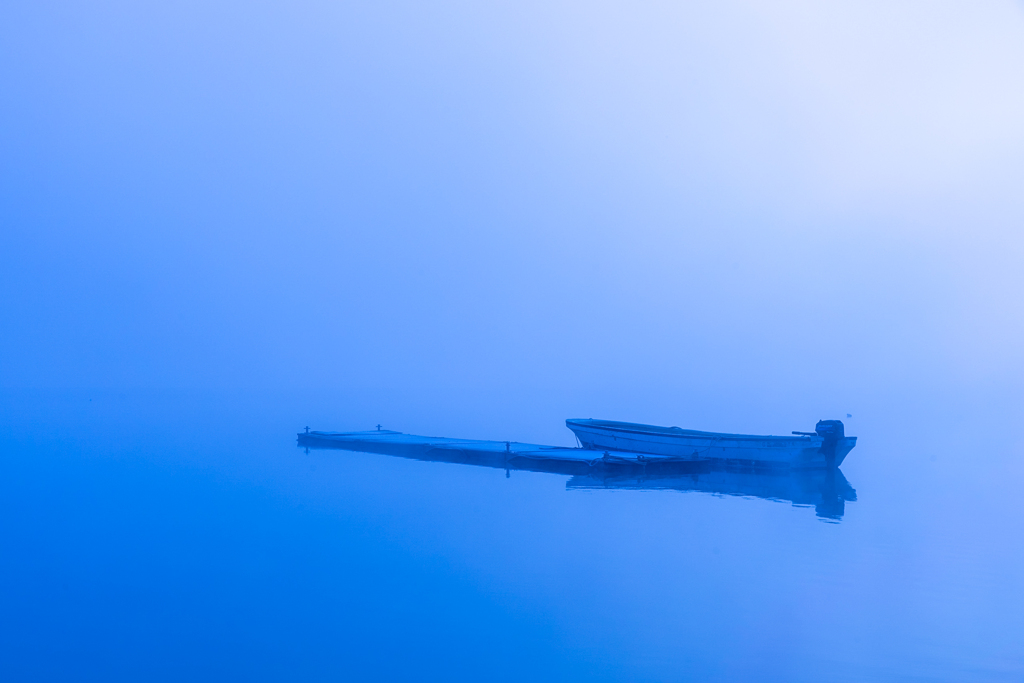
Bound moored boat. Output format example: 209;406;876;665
296;429;857;520
566;418;855;468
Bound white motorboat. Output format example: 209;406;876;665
565;418;856;468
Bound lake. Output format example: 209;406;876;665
2;387;1020;682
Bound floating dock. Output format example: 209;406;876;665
296;428;702;474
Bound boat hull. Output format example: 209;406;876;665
566;419;856;469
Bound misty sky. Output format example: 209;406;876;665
3;1;1022;432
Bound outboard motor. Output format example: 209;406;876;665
816;420;845;465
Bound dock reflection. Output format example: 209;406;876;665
298;434;856;521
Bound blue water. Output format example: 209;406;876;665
2;388;1021;682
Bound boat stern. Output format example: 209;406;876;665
815;420;857;467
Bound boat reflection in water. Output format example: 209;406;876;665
297;428;857;521
565;468;855;521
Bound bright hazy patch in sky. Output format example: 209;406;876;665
524;0;1024;202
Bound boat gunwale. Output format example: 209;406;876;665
566;418;822;443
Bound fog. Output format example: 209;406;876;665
3;1;1020;401
3;3;1024;680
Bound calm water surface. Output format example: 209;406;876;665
1;389;1021;682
